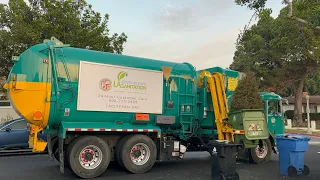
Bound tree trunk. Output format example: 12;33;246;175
293;74;307;125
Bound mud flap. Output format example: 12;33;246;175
47;134;54;162
59;137;64;174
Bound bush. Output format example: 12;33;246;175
230;72;264;112
285;110;320;120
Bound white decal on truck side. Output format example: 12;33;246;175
77;61;163;114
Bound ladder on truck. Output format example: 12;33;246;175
198;71;234;141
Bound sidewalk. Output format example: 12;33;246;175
286;132;320;137
285;129;320;137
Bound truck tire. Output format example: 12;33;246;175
115;135;134;168
67;136;111;179
249;139;272;164
119;134;157;174
52;140;60;162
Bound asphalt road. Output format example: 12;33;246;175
0;137;320;180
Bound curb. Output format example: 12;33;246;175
286;132;320;137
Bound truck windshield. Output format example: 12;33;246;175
268;100;281;115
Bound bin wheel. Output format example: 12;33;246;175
234;172;240;180
212;172;225;180
303;165;310;175
288;166;298;177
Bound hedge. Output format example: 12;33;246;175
284;110;320;120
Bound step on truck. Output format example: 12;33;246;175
4;37;281;179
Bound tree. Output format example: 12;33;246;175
0;0;128;85
305;70;320;95
0;76;7;100
235;0;320;32
230;72;264;112
231;2;320;124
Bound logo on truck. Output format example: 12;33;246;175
113;71;147;90
99;78;112;91
99;71;148;92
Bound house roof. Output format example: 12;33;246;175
284;96;320;105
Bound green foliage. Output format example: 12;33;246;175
0;0;128;79
230;4;320;94
304;70;320;95
0;76;6;100
234;0;267;10
230;72;264;112
232;0;320;123
285;110;320;120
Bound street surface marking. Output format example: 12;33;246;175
308;142;320;145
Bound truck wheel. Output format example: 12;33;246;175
52;141;60;162
119;134;157;174
52;137;70;167
68;136;111;179
249;139;272;164
212;172;225;180
115;135;134;168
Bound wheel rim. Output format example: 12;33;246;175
255;141;268;158
78;145;103;170
130;143;150;166
216;173;225;180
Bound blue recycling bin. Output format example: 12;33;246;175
275;134;311;177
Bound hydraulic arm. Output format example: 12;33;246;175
198;70;234;141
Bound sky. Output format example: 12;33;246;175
0;0;285;70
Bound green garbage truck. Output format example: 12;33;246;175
4;37;283;179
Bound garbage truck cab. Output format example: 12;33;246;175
260;92;287;136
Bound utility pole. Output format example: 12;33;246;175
306;95;312;134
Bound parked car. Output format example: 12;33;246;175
0;118;47;150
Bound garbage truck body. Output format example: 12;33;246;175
4;38;280;179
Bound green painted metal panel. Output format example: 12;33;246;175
229;109;269;140
8;44;51;83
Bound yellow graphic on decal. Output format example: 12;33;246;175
227;77;238;91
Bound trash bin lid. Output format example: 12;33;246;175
275;134;311;141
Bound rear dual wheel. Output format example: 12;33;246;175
67;136;111;179
115;134;157;174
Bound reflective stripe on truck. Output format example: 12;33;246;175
66;128;158;133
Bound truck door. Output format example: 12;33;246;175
266;100;284;135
